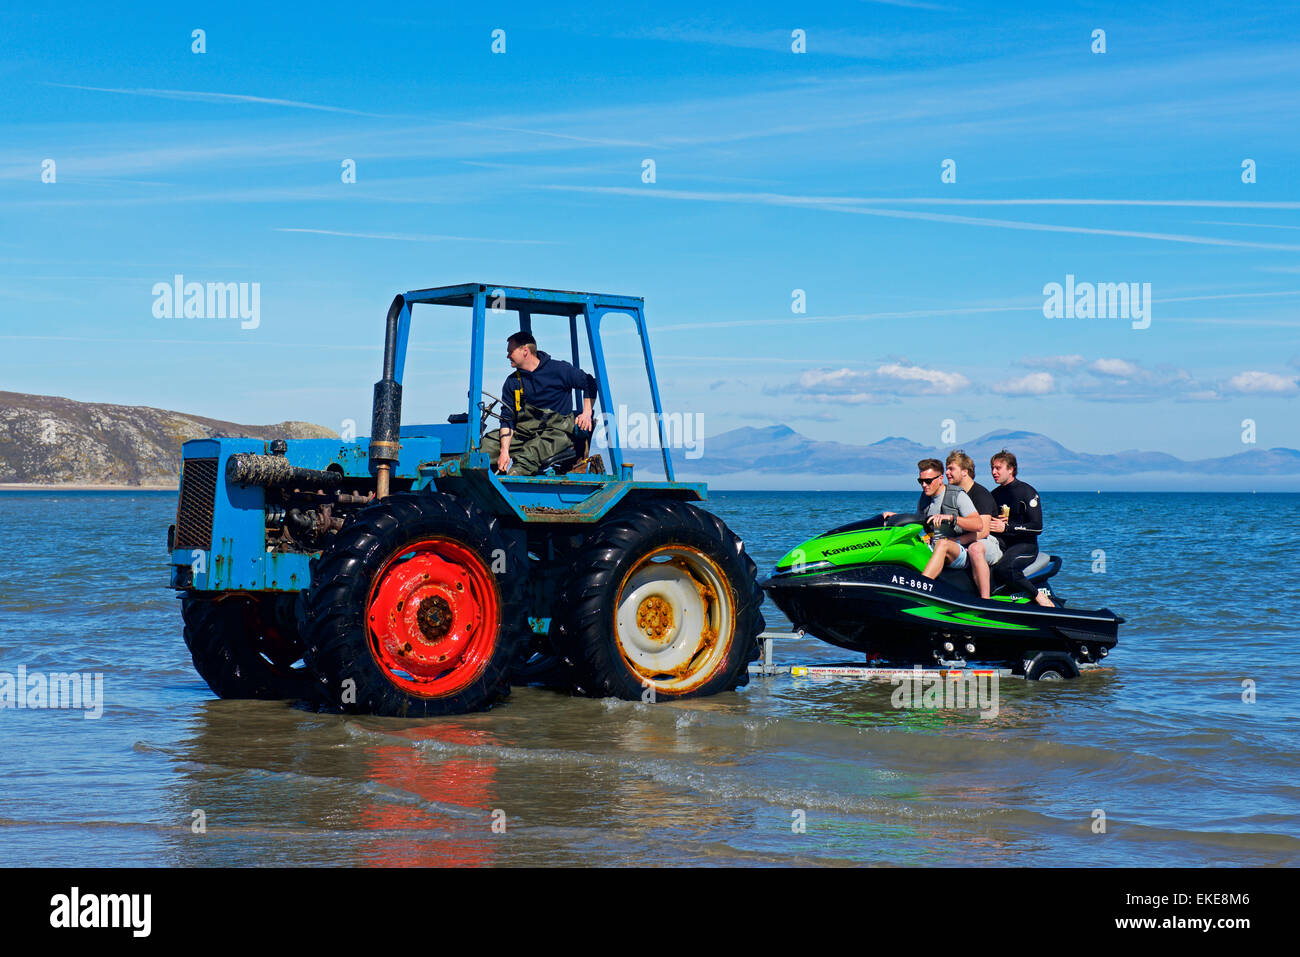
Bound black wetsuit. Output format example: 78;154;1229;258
991;478;1044;597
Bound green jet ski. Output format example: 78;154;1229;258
761;513;1122;677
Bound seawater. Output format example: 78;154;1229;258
0;489;1296;866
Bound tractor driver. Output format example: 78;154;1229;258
480;331;598;475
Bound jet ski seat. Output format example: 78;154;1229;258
1022;552;1052;577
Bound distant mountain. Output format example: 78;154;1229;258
0;392;336;486
4;394;1294;490
623;424;1299;485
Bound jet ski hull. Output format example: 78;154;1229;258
763;559;1121;667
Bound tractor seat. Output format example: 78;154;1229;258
538;446;579;473
537;428;592;475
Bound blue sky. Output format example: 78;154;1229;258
2;0;1298;466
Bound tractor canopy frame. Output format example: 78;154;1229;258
374;283;678;481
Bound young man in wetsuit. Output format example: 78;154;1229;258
480;331;597;475
945;450;1002;599
884;458;983;580
987;449;1053;607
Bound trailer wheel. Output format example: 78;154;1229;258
556;500;765;700
1025;652;1081;682
181;593;310;700
301;492;528;716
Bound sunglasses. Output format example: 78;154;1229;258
917;475;940;485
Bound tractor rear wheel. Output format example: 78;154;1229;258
300;492;528;716
181;593;311;700
555;500;765;700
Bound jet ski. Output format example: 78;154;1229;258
761;513;1122;677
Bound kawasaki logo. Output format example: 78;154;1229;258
823;539;880;557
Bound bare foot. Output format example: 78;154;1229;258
1034;591;1055;607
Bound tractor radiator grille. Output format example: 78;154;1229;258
175;457;218;551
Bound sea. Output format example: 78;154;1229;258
1;489;1297;867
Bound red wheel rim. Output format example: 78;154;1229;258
366;539;501;698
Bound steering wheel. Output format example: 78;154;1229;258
477;392;505;435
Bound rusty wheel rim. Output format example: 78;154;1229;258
612;545;734;694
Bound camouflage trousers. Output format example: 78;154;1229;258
481;406;576;475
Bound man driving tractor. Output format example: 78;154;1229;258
480;330;598;475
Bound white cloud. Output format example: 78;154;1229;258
1225;371;1300;394
992;372;1055;395
1008;355;1214;402
798;368;862;390
1090;358;1143;378
876;362;969;394
785;362;967;402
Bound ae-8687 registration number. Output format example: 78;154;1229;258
891;575;933;592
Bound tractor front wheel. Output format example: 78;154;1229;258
300;492;528;716
181;593;310;700
556;500;765;700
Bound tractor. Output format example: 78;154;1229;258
167;284;766;716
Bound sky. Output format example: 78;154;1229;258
2;0;1298;469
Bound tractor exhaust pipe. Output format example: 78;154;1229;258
370;294;406;499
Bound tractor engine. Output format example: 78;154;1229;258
226;449;374;552
168;432;443;593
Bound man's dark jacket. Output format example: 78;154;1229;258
499;352;598;430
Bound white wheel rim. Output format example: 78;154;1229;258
613;546;734;693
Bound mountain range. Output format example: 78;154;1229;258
1;392;1294;490
629;425;1300;490
0;391;335;486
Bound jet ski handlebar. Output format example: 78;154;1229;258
884;512;927;528
826;512;928;536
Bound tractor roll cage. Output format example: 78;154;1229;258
377;283;676;480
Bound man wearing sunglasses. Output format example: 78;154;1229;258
883;458;983;581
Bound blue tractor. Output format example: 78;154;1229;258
168;284;765;716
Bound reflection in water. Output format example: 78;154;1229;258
355;725;499;867
167;702;507;866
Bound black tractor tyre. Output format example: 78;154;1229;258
181;593;312;700
299;491;529;717
1025;651;1081;682
554;499;765;700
